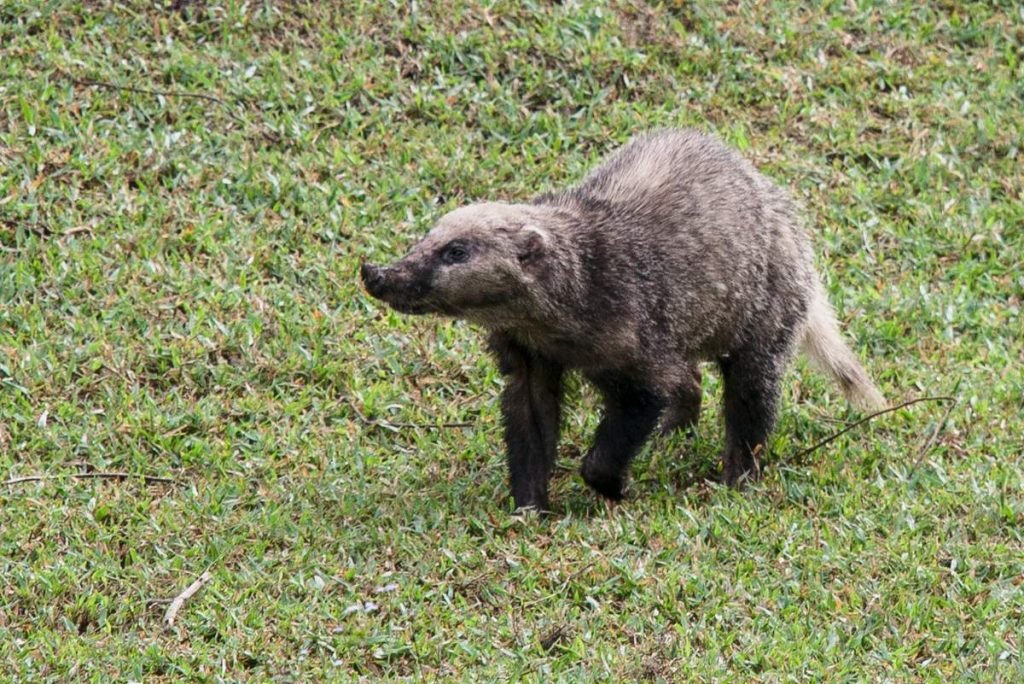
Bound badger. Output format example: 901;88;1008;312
361;129;885;511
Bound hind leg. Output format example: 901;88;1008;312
717;346;790;485
659;364;702;436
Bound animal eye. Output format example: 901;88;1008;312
441;243;470;265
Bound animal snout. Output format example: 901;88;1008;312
360;260;433;313
361;262;386;295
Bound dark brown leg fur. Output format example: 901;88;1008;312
717;345;788;485
659;364;703;435
580;372;665;500
490;333;564;511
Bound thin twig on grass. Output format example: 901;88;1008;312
69;75;281;143
71;78;230;105
2;472;180;486
164;570;213;627
910;397;958;474
787;395;957;466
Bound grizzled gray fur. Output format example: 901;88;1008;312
361;129;885;511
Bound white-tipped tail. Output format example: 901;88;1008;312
800;284;886;411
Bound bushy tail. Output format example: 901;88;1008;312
800;284;886;411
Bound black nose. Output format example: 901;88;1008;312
361;262;384;290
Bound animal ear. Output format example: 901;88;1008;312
517;224;548;263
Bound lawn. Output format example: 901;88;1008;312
1;0;1022;680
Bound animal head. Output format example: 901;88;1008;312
360;202;553;324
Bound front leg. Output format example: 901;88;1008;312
489;334;564;511
581;373;665;501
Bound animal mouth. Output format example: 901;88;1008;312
390;300;433;315
367;289;435;315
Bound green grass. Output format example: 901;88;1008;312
1;0;1022;680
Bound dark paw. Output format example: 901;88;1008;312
511;495;550;513
580;457;625;501
721;446;762;487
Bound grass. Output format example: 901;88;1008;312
1;0;1022;680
